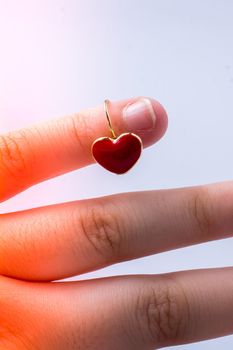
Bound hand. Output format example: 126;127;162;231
0;97;233;349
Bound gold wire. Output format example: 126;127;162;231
104;99;117;138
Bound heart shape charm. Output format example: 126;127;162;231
92;133;142;174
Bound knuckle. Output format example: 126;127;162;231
78;201;123;261
69;113;90;156
188;186;215;237
134;277;189;347
0;131;33;180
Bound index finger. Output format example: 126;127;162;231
0;97;167;202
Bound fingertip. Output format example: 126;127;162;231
146;97;168;147
112;96;168;148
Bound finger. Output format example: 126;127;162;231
2;268;233;349
1;181;233;281
0;97;168;202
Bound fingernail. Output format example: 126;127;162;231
123;98;156;131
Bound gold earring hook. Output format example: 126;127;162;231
104;99;117;139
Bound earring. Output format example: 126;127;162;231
91;100;143;174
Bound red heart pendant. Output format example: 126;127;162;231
92;133;142;174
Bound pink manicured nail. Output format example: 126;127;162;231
123;98;157;131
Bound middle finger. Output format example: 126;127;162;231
1;180;232;281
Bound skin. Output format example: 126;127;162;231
1;97;233;349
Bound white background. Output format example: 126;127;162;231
0;1;233;349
